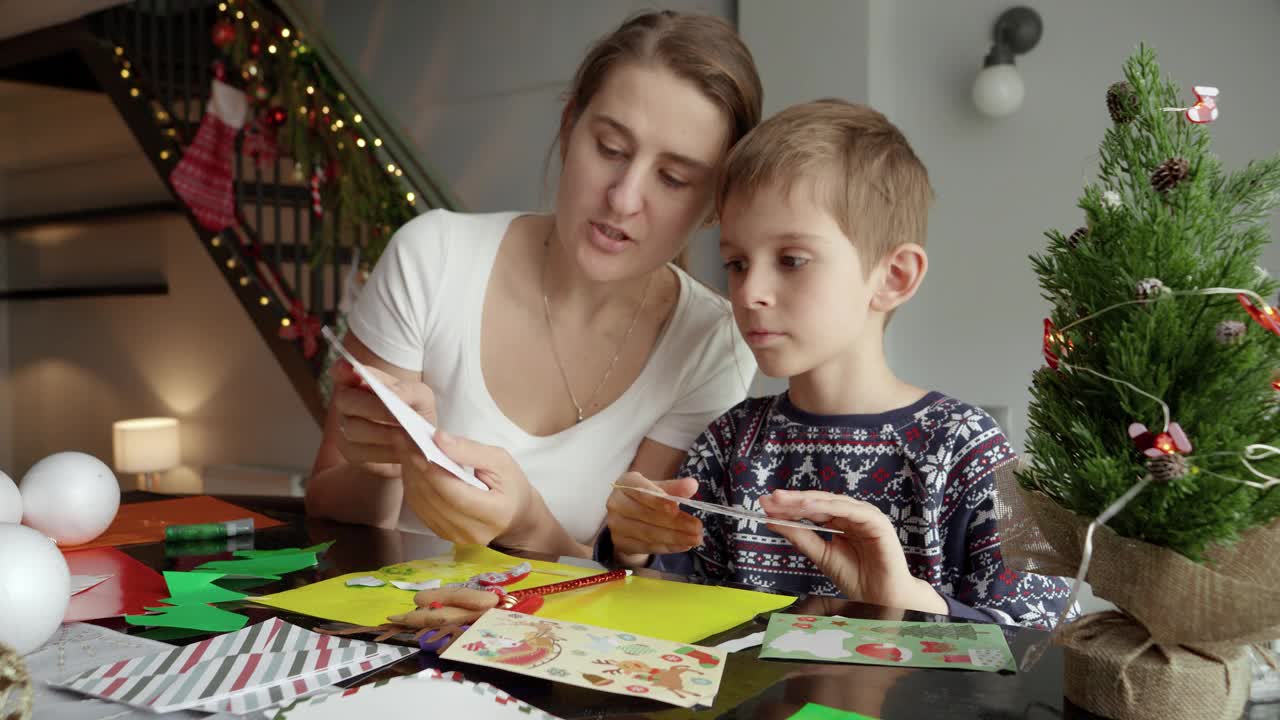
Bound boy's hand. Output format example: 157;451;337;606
605;472;704;567
761;490;946;614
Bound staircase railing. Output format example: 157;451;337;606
58;0;460;423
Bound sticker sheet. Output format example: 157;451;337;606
442;610;727;708
759;614;1015;673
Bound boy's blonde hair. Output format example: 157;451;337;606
715;98;934;271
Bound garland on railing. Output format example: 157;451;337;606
211;0;420;266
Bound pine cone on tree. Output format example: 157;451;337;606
1066;226;1089;249
1147;453;1190;483
1151;157;1190;194
1106;81;1139;124
1136;277;1168;302
1215;320;1247;344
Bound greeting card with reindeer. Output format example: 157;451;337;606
759;614;1015;673
440;610;727;708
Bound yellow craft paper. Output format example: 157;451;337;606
252;545;794;643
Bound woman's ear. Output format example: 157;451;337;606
870;243;928;313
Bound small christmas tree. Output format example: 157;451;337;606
1004;45;1280;720
1023;46;1280;562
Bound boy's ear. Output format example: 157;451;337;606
871;243;928;313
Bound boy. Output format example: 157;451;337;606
600;99;1070;627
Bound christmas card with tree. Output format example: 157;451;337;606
758;614;1014;673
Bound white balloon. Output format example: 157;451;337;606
0;470;20;524
21;452;121;545
0;523;71;655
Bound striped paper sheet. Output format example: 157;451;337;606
50;618;414;714
271;669;563;720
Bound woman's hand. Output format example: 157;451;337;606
330;359;437;478
760;489;946;614
394;430;535;547
605;472;704;566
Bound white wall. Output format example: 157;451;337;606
296;0;735;285
743;0;1280;450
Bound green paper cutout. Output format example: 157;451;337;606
194;552;318;579
234;541;333;559
137;626;209;642
160;571;249;605
125;603;249;632
788;703;879;720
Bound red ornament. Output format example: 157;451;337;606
1128;422;1192;458
211;21;235;49
251;83;271;103
265;106;288;129
212;60;227;82
249;39;262;57
1042;318;1074;370
1238;293;1280;337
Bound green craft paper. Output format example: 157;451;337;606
234;541;333;559
160;571;249;604
760;614;1016;673
125;603;249;632
194;552;318;579
787;703;879;720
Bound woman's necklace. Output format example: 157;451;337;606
540;224;654;424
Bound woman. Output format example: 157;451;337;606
305;11;762;558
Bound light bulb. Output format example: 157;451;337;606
972;64;1024;118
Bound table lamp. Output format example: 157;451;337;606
112;417;181;491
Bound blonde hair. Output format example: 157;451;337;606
716;98;934;270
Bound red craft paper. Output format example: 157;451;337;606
59;496;285;551
63;547;169;622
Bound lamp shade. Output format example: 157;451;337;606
112;417;181;473
972;64;1025;118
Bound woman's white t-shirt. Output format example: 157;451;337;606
347;209;756;544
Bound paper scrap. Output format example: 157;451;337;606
322;326;486;491
51;617;415;715
715;630;765;653
160;571;249;604
252;544;795;643
787;703;880;720
346;575;387;588
125;603;249;633
443;610;727;708
614;484;844;534
235;541;334;558
269;668;563;720
759;614;1015;673
63;547;169;622
69;574;111;596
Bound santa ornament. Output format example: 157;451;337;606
169;79;249;232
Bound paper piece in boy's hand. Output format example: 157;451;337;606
322;326;486;491
52;617;415;714
69;574;112;595
759;614;1015;673
613;484;844;534
159;571;249;604
786;703;880;720
194;551;318;579
269;668;565;720
442;610;727;708
347;575;387;587
124;602;249;633
391;578;441;591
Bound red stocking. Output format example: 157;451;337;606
169;79;248;232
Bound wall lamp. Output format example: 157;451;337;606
972;6;1043;118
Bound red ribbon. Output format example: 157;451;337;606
279;300;321;358
1238;293;1280;337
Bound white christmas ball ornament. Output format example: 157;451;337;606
21;452;120;545
0;523;71;654
0;470;20;524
